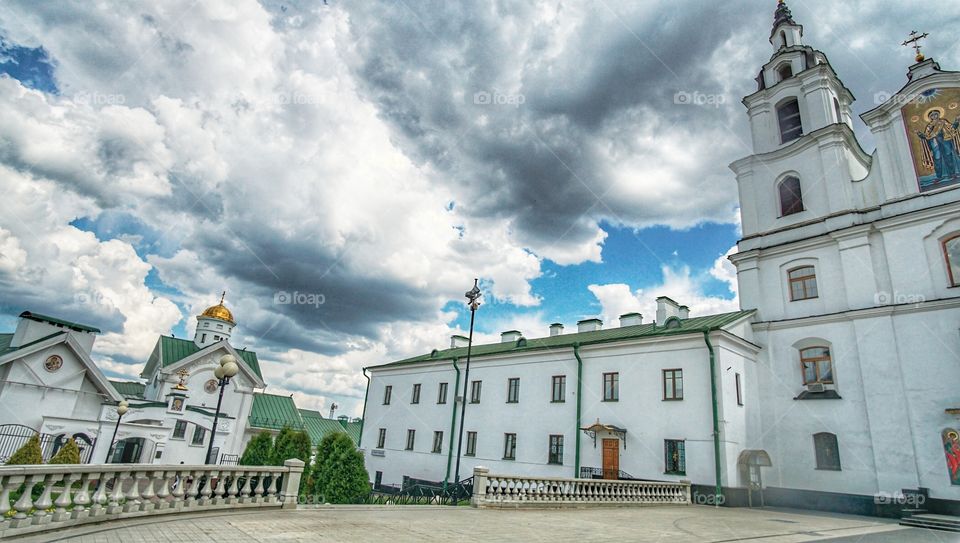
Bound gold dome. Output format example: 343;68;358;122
199;292;235;324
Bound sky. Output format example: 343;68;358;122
0;1;956;417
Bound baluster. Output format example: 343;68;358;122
71;473;93;520
11;474;38;528
213;470;227;504
107;472;126;515
253;471;266;502
227;472;240;504
90;472;109;516
155;471;172;510
199;469;214;505
31;474;56;525
170;470;186;510
122;470;143;512
0;475;20;527
185;471;202;507
239;471;254;503
52;473;77;523
140;471;157;512
267;471;281;503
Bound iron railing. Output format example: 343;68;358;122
578;466;639;480
0;424;97;465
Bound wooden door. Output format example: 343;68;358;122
602;439;619;479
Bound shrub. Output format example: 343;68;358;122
7;435;43;465
312;432;369;504
48;438;81;464
272;427;313;493
240;432;274;466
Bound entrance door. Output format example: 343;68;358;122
111;438;144;463
747;464;764;507
602;439;619;479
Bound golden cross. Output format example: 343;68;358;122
902;30;929;62
219;290;226;304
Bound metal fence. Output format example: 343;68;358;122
0;424;97;464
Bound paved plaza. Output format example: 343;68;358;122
10;505;958;543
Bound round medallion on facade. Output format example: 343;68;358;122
44;355;63;372
205;379;218;393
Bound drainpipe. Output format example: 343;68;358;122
573;343;584;479
443;357;461;488
358;368;370;448
703;330;723;505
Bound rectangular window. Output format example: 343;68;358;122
377;428;386;449
777;99;803;143
383;385;392;405
411;383;421;404
800;346;833;385
663;369;683;400
172;420;187;439
945;235;960;287
735;373;743;406
405;429;416;451
503;433;517;460
465;431;477;456
432;431;443;453
548;435;564;465
788;266;818;301
664;440;686;475
603;372;619;401
437;382;448;404
470;380;482;403
200;333;206;343
507;378;520;403
814;432;841;470
192;425;206;446
374;471;383;489
551;375;566;402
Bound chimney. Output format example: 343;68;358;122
619;313;642;327
655;296;681;324
577;318;603;333
678;305;690;319
500;330;522;343
450;334;469;348
337;415;349;429
549;323;564;336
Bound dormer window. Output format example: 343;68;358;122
778;176;803;216
777;99;803;143
944;234;960;287
777;63;793;82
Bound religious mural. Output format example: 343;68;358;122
943;428;960;485
902;87;960;192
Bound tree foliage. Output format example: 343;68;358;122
48;438;81;464
311;432;369;504
239;432;274;466
272;427;313;492
7;434;43;465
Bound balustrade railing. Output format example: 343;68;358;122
470;467;690;508
0;459;305;539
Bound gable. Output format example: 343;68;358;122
141;335;263;380
0;333;121;402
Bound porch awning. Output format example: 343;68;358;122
737;449;773;467
581;420;627;449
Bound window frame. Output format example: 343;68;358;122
800;346;834;385
172;420;187;440
465;431;477;457
551;375;566;403
383;385;392;405
405;429;416;451
603;372;619;402
777;62;793;82
662;369;683;401
664;439;686;475
735;372;743;406
813;432;841;471
778;176;804;217
506;377;520;403
503;433;517;460
788;266;819;301
777;98;803;144
548;434;564;465
944;234;960;287
377;428;386;449
432;431;443;453
437;382;448;404
411;383;421;404
470;380;482;403
191;425;206;447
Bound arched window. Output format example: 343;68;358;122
944;234;960;287
778;176;803;216
799;346;832;384
777;99;803;143
780;30;787;48
833;97;842;123
777;63;793;82
813;432;841;471
788;266;818;301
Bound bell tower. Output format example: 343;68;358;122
193;292;236;348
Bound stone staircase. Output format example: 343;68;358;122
900;514;960;532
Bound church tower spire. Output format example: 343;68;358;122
770;0;802;51
193;292;236;348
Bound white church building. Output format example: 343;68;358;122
360;1;960;516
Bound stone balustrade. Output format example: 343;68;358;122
0;459;305;539
470;467;691;508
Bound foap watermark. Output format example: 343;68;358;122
872;91;913;107
473;90;525;107
673;90;727;108
75;291;109;306
275;92;325;106
874;291;926;306
74;91;126;106
875;491;925;506
274;291;325;308
691;490;725;506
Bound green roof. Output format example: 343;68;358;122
373;310;756;369
299;409;361;446
147;335;263;379
19;311;100;333
110;380;146;399
249;393;305;431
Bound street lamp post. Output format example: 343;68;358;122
206;354;239;464
104;400;129;463
452;279;482;502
